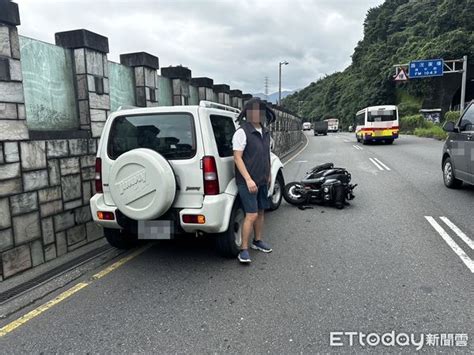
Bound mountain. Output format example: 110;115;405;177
253;91;295;104
282;0;474;128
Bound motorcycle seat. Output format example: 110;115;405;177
309;162;334;173
301;177;325;185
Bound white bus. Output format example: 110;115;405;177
324;118;339;132
355;105;399;144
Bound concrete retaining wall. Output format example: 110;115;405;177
0;1;303;281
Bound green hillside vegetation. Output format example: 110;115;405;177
283;0;474;133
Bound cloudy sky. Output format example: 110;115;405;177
17;0;383;94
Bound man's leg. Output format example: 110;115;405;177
237;184;258;254
250;185;272;253
250;211;272;252
241;212;258;250
253;210;265;241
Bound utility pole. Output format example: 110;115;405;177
278;61;288;106
264;76;269;102
460;55;467;111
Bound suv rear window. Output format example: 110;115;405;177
108;113;196;160
210;115;236;157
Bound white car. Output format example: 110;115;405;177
90;101;285;257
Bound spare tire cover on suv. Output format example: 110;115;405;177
109;148;176;220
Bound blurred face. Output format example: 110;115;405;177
247;103;266;124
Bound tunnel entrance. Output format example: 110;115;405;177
450;79;474;111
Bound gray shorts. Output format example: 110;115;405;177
237;183;270;213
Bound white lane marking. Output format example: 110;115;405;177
283;134;309;167
369;158;384;171
440;217;474;250
295;160;308;163
425;216;474;273
373;157;391;171
353;145;363;151
343;139;351;142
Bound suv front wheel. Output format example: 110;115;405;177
443;157;463;188
215;202;245;257
268;172;284;211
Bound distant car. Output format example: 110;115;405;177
442;102;474;188
302;122;312;131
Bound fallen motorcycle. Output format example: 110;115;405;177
282;163;357;209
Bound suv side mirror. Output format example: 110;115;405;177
443;121;455;132
459;121;472;132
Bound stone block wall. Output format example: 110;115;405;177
0;1;303;281
0;138;102;279
0;18;28;141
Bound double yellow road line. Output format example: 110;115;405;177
0;245;151;337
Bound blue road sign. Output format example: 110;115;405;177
409;59;444;78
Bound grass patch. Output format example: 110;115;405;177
414;126;447;140
400;110;460;139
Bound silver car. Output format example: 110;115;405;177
442;102;474;187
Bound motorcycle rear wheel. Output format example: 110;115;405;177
283;182;307;205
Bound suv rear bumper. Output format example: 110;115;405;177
90;193;236;234
179;193;235;234
90;194;121;229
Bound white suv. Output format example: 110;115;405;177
90;101;285;257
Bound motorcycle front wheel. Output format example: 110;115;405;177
283;182;307;205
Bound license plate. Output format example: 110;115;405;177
137;220;174;240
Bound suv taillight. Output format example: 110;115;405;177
95;157;103;193
202;156;219;195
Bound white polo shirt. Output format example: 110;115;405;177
232;126;273;153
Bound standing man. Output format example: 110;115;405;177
233;98;273;264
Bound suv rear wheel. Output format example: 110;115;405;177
104;228;138;249
443;157;463;188
215;202;245;257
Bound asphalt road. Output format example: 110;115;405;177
1;132;472;353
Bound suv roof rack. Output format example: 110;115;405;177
116;105;139;111
199;100;240;114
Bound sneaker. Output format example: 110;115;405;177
238;249;251;263
251;240;273;253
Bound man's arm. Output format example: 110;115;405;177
234;150;257;194
267;136;273;185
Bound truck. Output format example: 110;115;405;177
313;121;328;136
302;122;312;131
324;118;339;132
